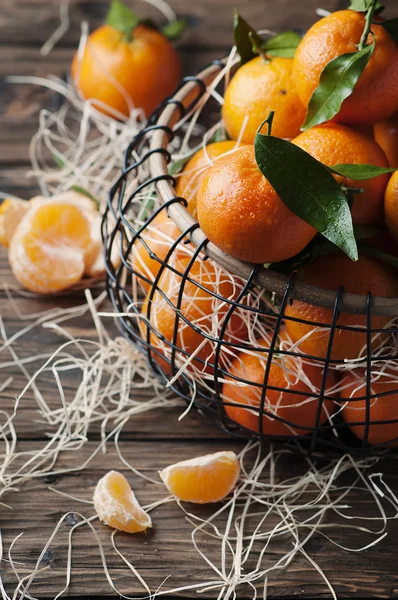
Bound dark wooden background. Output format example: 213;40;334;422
1;0;398;598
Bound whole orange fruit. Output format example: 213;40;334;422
285;253;398;361
72;24;181;118
341;368;398;447
196;145;316;264
131;211;181;292
374;112;398;168
222;56;306;143
292;10;398;125
222;339;335;436
385;172;398;243
175;140;247;213
140;255;247;375
292;123;389;225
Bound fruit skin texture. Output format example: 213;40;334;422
292;123;390;225
292;10;398;125
285;253;398;361
175;140;247;214
71;24;181;118
140;255;247;375
385;172;398;242
222;341;335;436
196;145;316;264
374;112;398;168
341;369;398;447
93;470;152;533
159;451;240;504
222;56;306;143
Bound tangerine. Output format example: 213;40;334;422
285;253;398;361
341;368;398;447
140;254;247;375
385;172;398;243
72;23;181;118
196;145;316;264
292;10;398;125
222;56;306;143
292;123;390;225
374;112;398;167
222;337;335;436
160;451;240;504
93;470;152;533
0;198;29;248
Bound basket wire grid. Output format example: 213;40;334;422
103;58;398;455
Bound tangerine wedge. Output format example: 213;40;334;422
159;451;240;504
93;470;152;533
0;198;29;248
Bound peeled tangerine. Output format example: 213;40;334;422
8;191;112;294
159;451;240;504
93;471;152;533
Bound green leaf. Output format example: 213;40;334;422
233;10;264;64
328;163;398;179
302;42;375;130
259;31;302;58
106;0;139;41
380;18;398;43
162;19;186;40
254;133;358;260
348;0;384;13
53;154;66;169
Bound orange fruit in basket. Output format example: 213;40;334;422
140;254;247;375
341;368;398;447
93;471;151;533
175;140;247;213
0;198;29;248
222;56;306;144
197;145;316;264
374;112;398;168
159;451;240;503
132;141;247;291
222;336;335;436
292;10;398;126
385;172;398;243
72;23;181;118
285;253;398;362
292;123;390;225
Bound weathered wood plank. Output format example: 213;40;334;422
0;0;357;49
2;440;398;598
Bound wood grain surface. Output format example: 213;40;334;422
1;0;398;598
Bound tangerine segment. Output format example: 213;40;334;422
93;471;152;533
222;56;306;143
0;198;29;248
197;145;316;264
374;112;398;168
222;340;335;436
160;451;240;504
341;369;398;447
285;254;398;361
292;10;398;125
292;123;389;225
9;201;92;294
175;140;247;214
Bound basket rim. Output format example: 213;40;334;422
148;58;398;318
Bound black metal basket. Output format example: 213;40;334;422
103;57;398;454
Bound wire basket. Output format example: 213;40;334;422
103;57;398;454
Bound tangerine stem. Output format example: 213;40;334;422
248;31;269;63
358;0;377;50
256;111;275;136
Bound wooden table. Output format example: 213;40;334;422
2;1;398;598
